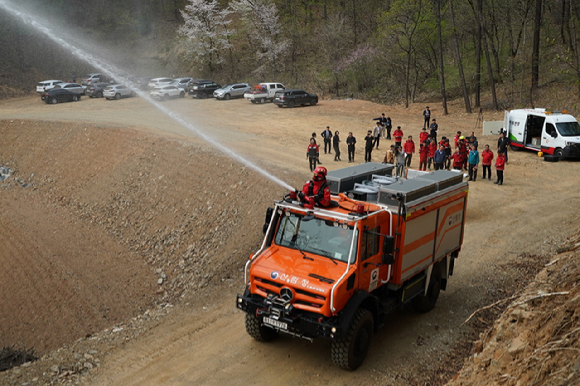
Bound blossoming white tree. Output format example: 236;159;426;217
178;0;234;72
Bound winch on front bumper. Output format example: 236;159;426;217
236;288;341;341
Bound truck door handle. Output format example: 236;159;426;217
363;262;382;268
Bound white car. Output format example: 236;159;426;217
53;83;87;95
214;83;251;100
171;77;193;91
103;84;135;100
147;77;174;89
36;80;64;93
150;85;184;100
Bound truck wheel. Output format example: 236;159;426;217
260;98;265;104
412;265;442;313
331;308;373;371
245;313;278;342
510;145;520;151
554;148;564;160
251;100;256;104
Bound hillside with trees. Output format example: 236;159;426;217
1;0;579;112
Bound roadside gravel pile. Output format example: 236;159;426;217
447;227;580;386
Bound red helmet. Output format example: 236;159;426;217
313;166;327;181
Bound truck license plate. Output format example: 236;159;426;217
263;317;287;330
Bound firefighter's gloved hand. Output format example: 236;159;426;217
297;191;305;200
313;195;320;204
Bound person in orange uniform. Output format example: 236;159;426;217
297;166;331;208
393;126;404;148
403;135;415;167
494;151;506;185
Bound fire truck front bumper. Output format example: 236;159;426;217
236;289;341;340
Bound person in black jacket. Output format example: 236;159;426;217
333;131;342;161
497;131;510;163
346;132;356;162
321;126;333;154
365;130;374;162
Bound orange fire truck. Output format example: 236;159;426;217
236;164;468;370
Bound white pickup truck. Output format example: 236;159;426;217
244;82;285;104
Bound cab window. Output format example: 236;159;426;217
546;123;557;137
361;227;380;261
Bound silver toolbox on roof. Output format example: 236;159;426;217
414;170;464;191
326;162;393;195
377;178;438;206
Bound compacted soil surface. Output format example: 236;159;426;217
0;95;578;385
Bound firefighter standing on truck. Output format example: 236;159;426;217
295;166;331;208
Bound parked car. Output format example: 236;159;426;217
150;85;184;100
273;89;318;108
213;83;251;100
85;82;110;98
81;73;110;85
42;88;81;104
188;80;221;99
171;77;193;92
244;82;285;104
148;77;174;89
103;84;135;100
53;83;87;95
36;80;64;93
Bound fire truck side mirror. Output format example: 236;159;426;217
382;236;395;265
383;236;395;253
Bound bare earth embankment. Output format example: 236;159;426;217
0;95;578;385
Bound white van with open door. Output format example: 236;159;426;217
504;108;580;160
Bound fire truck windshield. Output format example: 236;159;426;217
274;212;358;263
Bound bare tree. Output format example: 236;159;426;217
433;0;448;114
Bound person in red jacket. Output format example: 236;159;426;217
481;144;494;181
418;142;428;171
449;147;463;170
403;136;415;167
393;126;404;148
458;137;468;170
454;131;462;148
427;140;437;170
306;138;319;172
297;166;331;208
419;127;429;144
494;151;506;185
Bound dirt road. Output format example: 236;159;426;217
0;95;578;385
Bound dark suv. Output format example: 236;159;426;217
273;89;318;108
86;82;110;98
188;80;221;99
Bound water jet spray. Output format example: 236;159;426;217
0;0;295;192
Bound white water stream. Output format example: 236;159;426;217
0;0;295;191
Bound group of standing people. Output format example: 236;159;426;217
306;106;509;184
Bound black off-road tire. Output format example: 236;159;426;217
331;308;374;371
245;313;278;342
554;148;564;160
412;265;442;313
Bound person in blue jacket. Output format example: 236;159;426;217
468;144;480;181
